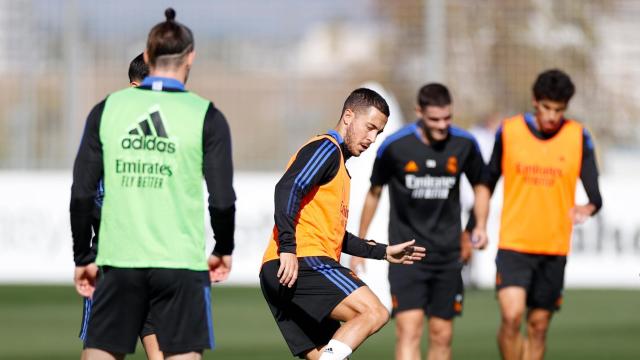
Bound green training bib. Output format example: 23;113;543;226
97;87;210;270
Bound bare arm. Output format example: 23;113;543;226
471;184;491;249
461;133;492;251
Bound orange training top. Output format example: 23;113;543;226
499;114;583;255
262;134;350;263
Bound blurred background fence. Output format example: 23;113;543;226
1;0;639;170
0;0;639;287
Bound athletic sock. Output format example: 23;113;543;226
318;339;353;360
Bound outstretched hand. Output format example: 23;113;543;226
74;263;98;298
386;239;426;264
208;255;232;283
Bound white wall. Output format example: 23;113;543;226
1;149;639;289
0;171;280;285
0;169;638;288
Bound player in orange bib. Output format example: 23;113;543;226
260;88;426;360
485;70;603;360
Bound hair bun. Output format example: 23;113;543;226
165;8;176;21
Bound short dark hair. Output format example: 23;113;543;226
417;83;451;109
341;88;390;118
128;53;149;83
532;69;575;103
146;8;194;68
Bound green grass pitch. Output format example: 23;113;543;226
0;286;638;359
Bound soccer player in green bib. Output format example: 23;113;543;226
70;8;235;360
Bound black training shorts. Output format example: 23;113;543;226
388;262;464;320
495;249;567;311
79;297;155;342
260;256;365;358
83;267;214;354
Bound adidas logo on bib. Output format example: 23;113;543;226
121;105;177;154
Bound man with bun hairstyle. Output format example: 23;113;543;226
71;8;235;359
77;53;164;360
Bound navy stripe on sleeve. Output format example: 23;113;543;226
286;139;334;215
274;137;341;254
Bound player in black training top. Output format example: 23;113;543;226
350;83;491;360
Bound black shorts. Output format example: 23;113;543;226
495;249;567;311
83;267;214;354
388;262;464;320
260;256;366;358
80;299;155;342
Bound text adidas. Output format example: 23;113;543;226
121;135;176;154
